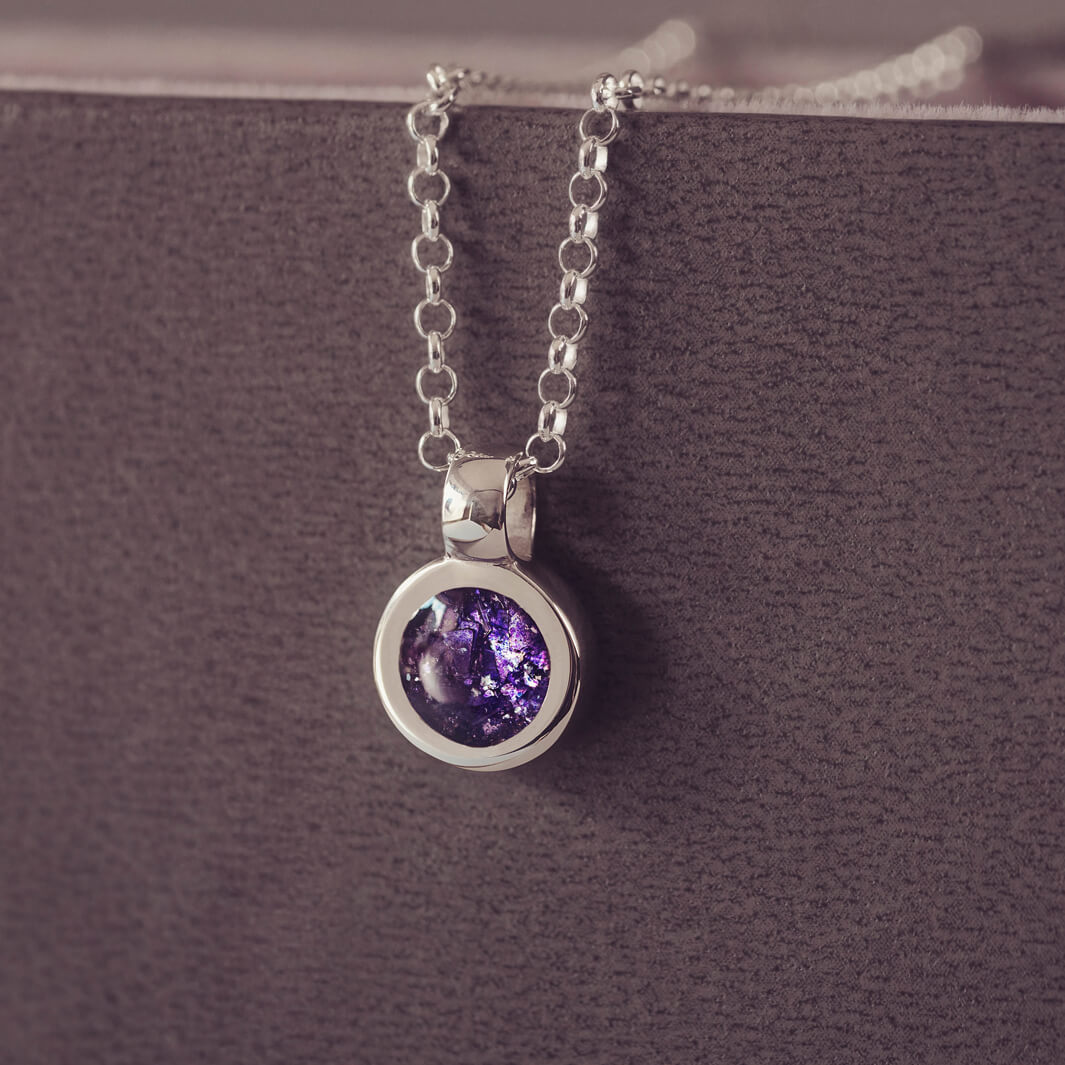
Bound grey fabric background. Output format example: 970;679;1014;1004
1;92;1064;1063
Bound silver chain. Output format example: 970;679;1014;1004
635;25;982;108
405;25;982;475
407;66;634;476
406;68;466;474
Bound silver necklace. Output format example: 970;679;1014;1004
373;67;627;772
373;34;981;771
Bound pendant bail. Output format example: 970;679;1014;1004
442;452;536;563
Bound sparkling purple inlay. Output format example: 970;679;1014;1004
399;587;550;747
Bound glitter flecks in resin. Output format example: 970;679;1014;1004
398;587;550;746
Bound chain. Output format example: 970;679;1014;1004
405;25;982;475
406;66;474;472
524;74;638;475
406;66;638;475
639;26;982;108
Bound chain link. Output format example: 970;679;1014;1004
406;25;982;475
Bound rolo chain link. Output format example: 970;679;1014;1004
406;65;639;475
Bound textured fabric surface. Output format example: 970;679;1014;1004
1;92;1064;1064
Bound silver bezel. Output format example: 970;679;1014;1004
373;557;582;771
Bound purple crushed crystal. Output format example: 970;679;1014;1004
399;587;550;747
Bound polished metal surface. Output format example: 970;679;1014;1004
373;557;586;771
441;452;535;563
374;454;585;770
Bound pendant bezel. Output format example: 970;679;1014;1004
373;556;584;771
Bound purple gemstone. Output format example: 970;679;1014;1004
399;587;550;747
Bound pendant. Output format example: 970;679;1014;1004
373;452;588;771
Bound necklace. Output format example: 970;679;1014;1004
372;67;630;772
373;32;982;771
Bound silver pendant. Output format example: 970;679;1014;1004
373;453;588;771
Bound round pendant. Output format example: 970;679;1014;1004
373;453;587;771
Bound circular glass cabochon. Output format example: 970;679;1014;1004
399;587;550;746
